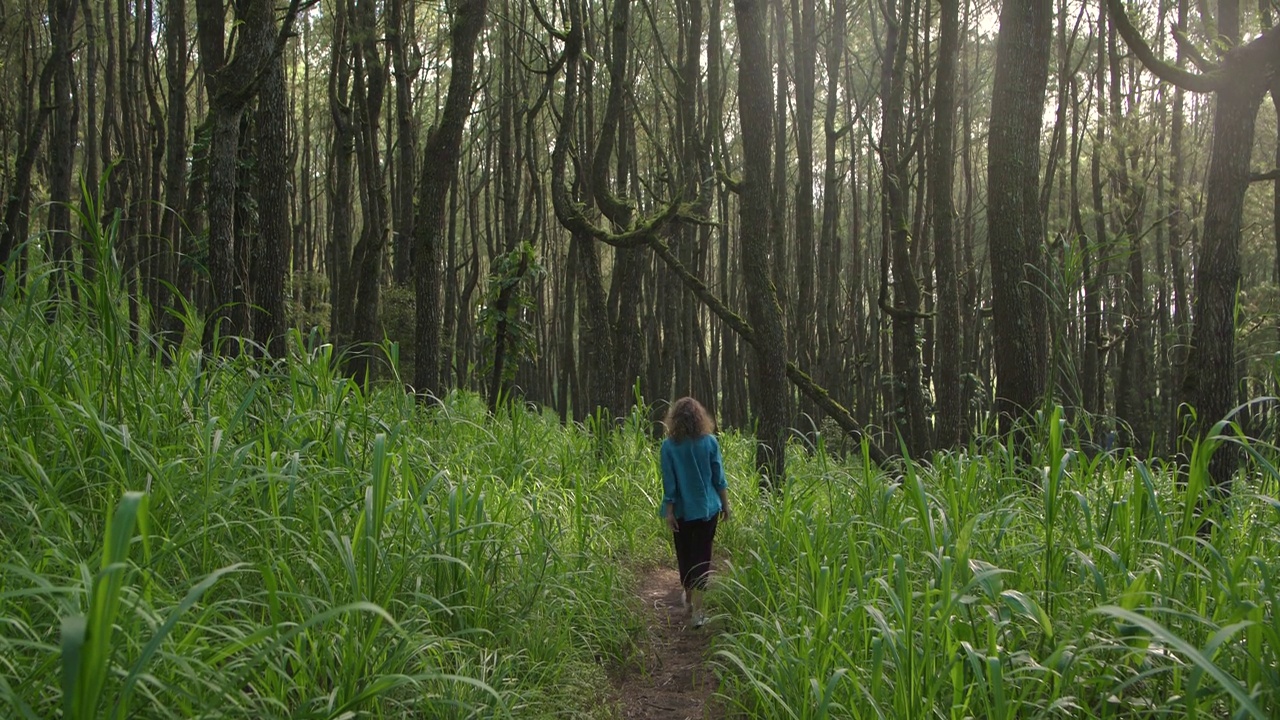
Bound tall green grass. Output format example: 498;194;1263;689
711;409;1279;718
0;246;675;717
6;210;1277;719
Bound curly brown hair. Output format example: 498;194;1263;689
665;397;715;441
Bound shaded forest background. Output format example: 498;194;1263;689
4;0;1280;478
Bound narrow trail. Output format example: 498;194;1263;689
613;566;723;719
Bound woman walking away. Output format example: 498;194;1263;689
660;397;730;628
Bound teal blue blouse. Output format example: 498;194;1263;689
660;434;726;521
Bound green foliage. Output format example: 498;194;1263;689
477;241;545;390
287;270;331;335
709;415;1280;718
0;251;667;718
6;213;1279;719
377;281;416;379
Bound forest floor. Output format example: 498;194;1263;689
612;565;724;719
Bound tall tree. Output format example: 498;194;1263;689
327;5;356;340
930;0;963;448
249;15;291;357
986;0;1053;428
414;0;488;399
159;0;189;342
879;0;930;455
595;0;645;415
1105;9;1153;454
345;0;389;381
817;0;847;404
45;0;78;299
1109;0;1280;491
194;0;298;349
388;0;417;286
734;0;790;482
791;0;817;377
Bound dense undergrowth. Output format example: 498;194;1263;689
0;263;688;718
712;417;1280;718
3;254;1278;719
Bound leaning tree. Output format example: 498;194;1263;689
1108;0;1280;492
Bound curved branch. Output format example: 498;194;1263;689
548;2;690;251
716;168;743;195
591;0;636;228
878;295;935;321
646;238;888;465
1107;0;1220;93
1172;25;1216;72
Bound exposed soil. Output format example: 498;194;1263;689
612;565;723;720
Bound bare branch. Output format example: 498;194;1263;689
1106;0;1221;93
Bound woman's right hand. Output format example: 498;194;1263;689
665;507;679;533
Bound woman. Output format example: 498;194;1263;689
660;397;730;627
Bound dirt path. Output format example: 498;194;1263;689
613;566;723;719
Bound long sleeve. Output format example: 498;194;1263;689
660;441;677;512
710;437;726;491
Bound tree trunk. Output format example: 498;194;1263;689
389;0;416;286
1183;84;1262;489
194;0;293;350
987;0;1052;427
1108;14;1153;454
327;13;356;341
414;0;488;399
46;0;78;300
250;33;291;357
791;0;817;385
735;0;790;484
930;0;962;448
346;0;389;382
159;0;188;343
880;0;930;455
817;0;846;418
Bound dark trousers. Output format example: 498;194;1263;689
673;515;719;590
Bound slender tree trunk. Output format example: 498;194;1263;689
791;0;817;385
817;0;846;413
75;0;100;282
880;0;930;455
771;0;790;312
346;0;389;382
328;13;356;341
159;0;188;342
930;0;962;448
250;31;291;357
414;0;488;399
46;0;78;300
735;0;790;483
389;0;416;285
1108;15;1153;454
